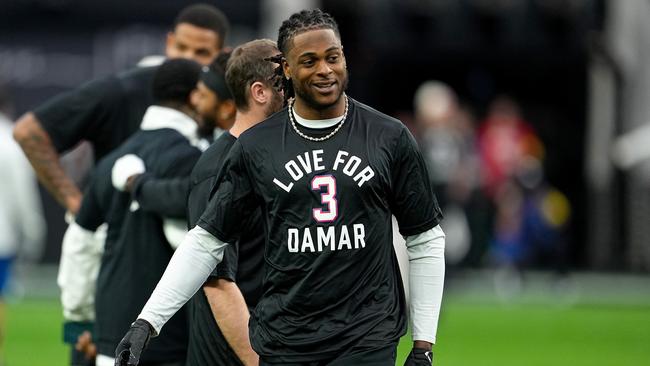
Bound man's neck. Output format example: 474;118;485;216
293;95;345;120
229;109;265;138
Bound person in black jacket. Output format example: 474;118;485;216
73;58;204;366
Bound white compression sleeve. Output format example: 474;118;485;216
57;221;105;322
406;224;445;344
138;225;229;334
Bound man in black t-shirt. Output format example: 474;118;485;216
75;59;204;366
117;9;445;366
184;38;283;366
12;5;229;365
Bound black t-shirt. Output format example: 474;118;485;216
187;132;265;306
33;66;156;160
186;132;264;366
76;127;201;362
198;98;442;362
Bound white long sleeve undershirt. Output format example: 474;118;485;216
57;221;106;322
405;225;446;344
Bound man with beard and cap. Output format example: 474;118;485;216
71;58;204;366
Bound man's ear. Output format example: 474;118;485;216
250;81;268;105
282;58;291;80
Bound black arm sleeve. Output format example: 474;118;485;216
131;174;191;219
197;141;258;244
389;127;443;236
33;75;122;153
75;173;106;231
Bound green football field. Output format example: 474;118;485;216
4;297;650;366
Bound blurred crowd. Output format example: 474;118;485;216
411;81;571;275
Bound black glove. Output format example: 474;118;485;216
404;347;433;366
114;319;154;366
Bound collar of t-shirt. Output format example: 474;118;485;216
292;106;344;129
140;105;198;144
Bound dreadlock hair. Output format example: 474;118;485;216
174;4;230;49
268;9;341;104
265;53;291;104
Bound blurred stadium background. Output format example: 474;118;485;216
1;0;650;365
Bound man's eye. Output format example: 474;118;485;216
302;60;314;66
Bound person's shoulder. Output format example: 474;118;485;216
115;65;158;94
191;133;236;183
165;130;203;156
196;134;236;168
239;107;288;143
116;65;158;81
203;132;237;159
351;98;408;135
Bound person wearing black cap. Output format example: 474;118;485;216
118;52;237;219
72;58;205;366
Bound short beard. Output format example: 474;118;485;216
264;90;285;117
293;73;349;111
197;116;217;138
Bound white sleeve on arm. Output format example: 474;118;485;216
57;221;105;322
406;224;445;344
138;225;229;335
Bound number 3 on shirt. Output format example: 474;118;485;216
312;175;338;222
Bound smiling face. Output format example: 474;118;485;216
283;28;348;118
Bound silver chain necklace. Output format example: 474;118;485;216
288;95;348;142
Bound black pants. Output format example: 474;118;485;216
260;343;397;366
